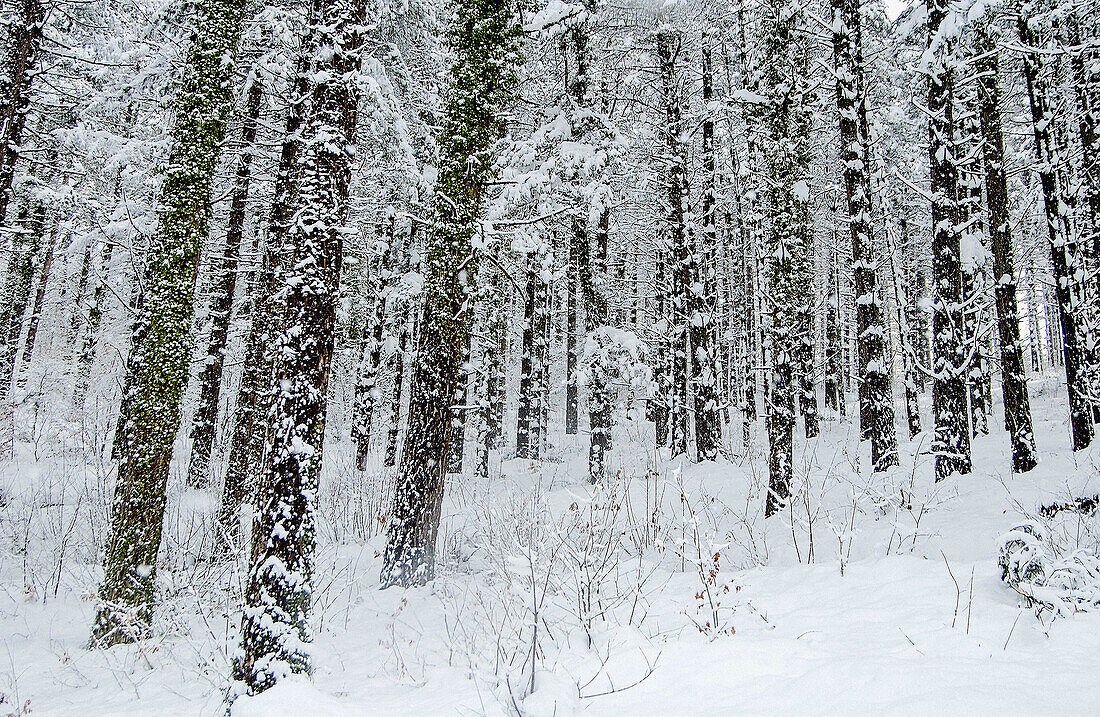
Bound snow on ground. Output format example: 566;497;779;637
2;376;1098;716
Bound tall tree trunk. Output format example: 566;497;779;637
381;0;520;587
186;73;264;489
927;0;973;481
516;256;539;459
384;314;410;468
0;204;44;456
1017;0;1095;450
92;0;250;645
16;213;55;385
657;29;691;459
760;0;813;516
217;54;311;555
692;32;721;460
236;0;364;691
353;215;394;470
0;0;43;226
832;0;898;470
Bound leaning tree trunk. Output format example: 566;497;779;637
186;72;264;489
1017;0;1094;450
236;0;364;692
92;0;250;645
927;0;972;481
832;0;898;471
0;0;43;226
17;214;57;385
381;0;520;588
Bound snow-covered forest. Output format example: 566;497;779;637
1;0;1099;710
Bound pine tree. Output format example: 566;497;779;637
831;0;898;471
1016;0;1095;450
759;0;814;516
236;0;366;691
693;31;721;460
381;0;521;587
91;0;249;644
927;0;973;481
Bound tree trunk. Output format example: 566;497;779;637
657;30;691;459
381;0;520;588
832;0;898;470
384;314;410;468
16;213;56;385
353;215;394;470
927;0;972;480
236;0;364;691
0;0;43;226
693;32;721;460
0;204;44;456
1017;0;1095;451
92;0;250;645
186;73;264;489
218;54;312;556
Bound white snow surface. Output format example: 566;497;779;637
2;376;1099;716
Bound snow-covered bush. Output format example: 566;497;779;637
998;509;1100;615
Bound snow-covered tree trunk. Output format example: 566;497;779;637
1016;0;1095;451
760;0;814;516
516;256;541;459
91;0;249;645
0;204;44;456
381;0;520;587
831;0;897;470
353;215;395;470
219;56;311;554
693;32;721;460
384;314;410;469
15;212;55;383
236;0;365;691
186;72;264;489
656;29;691;459
927;0;972;481
0;0;43;225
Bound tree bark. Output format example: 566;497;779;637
186;72;264;489
93;0;250;645
927;0;972;480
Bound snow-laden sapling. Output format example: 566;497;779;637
998;519;1100;615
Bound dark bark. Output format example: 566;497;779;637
384;315;409;468
236;0;363;690
353;216;394;470
16;213;55;383
693;32;721;460
218;53;311;556
186;73;264;489
1017;0;1094;451
927;0;972;481
381;0;520;587
832;0;898;470
657;30;690;459
0;0;43;226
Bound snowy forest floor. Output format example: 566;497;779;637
2;376;1099;716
